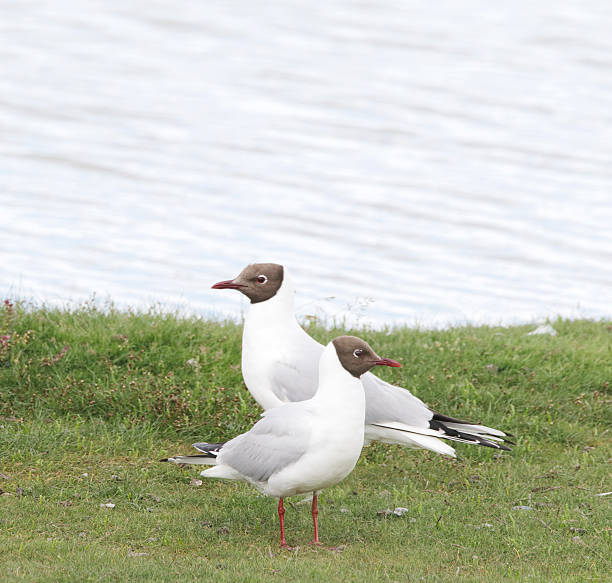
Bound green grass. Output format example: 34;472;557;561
0;301;610;582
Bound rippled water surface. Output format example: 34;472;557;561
2;1;611;327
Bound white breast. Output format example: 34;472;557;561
264;347;366;497
241;272;323;409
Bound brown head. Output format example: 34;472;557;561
212;263;284;304
332;335;401;378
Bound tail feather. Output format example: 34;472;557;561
431;411;514;438
367;422;457;456
371;413;513;453
429;412;513;451
192;442;225;455
161;454;218;465
161;442;226;466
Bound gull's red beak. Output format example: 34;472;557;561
211;279;245;290
372;358;401;368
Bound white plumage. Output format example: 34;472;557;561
202;342;366;497
237;267;511;457
164;336;399;547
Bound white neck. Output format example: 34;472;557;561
245;268;298;327
311;342;364;406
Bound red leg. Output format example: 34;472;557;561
278;497;289;548
310;492;321;545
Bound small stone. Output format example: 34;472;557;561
185;359;201;371
100;502;115;509
583;446;595;452
340;507;350;513
190;478;203;487
393;507;410;516
110;475;122;481
81;473;89;478
512;505;533;511
485;364;499;373
127;550;148;557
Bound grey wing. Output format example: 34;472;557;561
269;334;323;403
362;372;433;428
217;403;312;482
362;372;512;451
270;359;318;403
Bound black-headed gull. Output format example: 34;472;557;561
164;336;401;547
211;263;512;456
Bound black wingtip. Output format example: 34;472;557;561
429;418;514;450
192;441;225;455
496;443;512;452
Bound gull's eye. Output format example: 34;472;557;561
256;275;268;284
353;349;363;358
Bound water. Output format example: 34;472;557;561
2;1;611;327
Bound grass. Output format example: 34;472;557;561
0;300;610;582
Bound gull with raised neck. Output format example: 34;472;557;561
210;263;512;456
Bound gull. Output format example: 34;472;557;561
163;336;401;547
210;263;512;456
